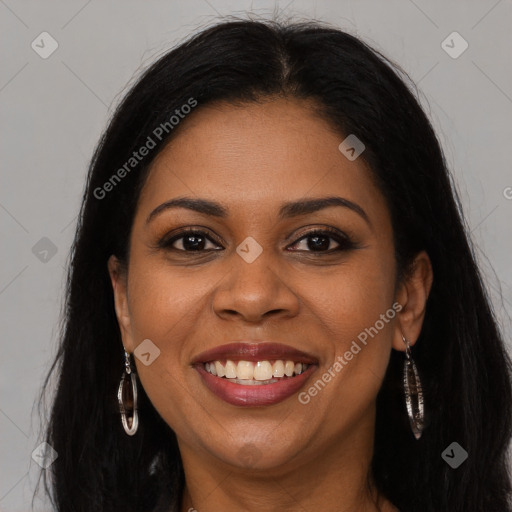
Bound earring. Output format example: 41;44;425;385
118;349;139;436
402;335;424;439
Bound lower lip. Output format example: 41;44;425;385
194;364;317;406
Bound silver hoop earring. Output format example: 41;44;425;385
402;335;424;439
118;350;139;436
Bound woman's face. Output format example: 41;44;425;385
110;97;413;471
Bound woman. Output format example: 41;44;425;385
38;19;512;511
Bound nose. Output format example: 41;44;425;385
212;249;300;324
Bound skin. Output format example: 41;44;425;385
109;97;433;512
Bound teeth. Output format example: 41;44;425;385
272;360;285;377
237;361;254;380
204;359;309;380
254;361;273;381
214;361;225;378
224;360;237;378
230;378;279;385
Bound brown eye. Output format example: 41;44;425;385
288;229;357;253
159;230;223;252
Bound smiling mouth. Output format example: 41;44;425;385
192;342;318;406
203;359;310;385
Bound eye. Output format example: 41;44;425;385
159;229;223;252
157;227;358;254
287;228;356;253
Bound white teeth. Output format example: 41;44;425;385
231;378;279;385
272;360;285;377
214;361;225;378
204;359;309;380
224;360;237;378
254;361;273;381
237;361;254;380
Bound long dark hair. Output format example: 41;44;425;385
38;18;512;512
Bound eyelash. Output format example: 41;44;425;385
157;226;358;255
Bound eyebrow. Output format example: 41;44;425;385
146;196;371;227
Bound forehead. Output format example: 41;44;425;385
137;98;385;221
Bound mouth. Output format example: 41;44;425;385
191;342;319;406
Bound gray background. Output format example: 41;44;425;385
1;0;511;510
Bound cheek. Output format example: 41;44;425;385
308;241;396;344
126;257;214;343
301;242;397;413
124;260;213;434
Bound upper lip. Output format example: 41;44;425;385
191;342;319;365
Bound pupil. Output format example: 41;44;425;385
308;235;329;251
184;234;205;251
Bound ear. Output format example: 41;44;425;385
108;255;135;353
392;250;433;352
